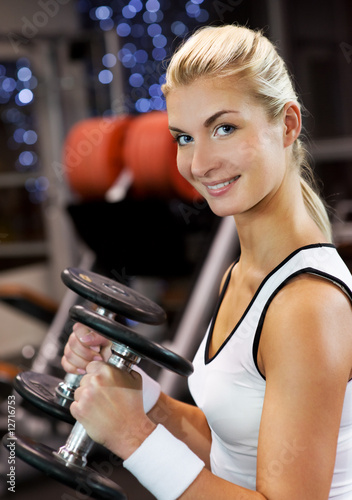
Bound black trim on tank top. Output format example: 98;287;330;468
205;260;237;364
205;243;336;364
252;268;352;380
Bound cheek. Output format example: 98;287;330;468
236;140;259;164
176;151;190;179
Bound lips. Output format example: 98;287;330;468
206;176;240;190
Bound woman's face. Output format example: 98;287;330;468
166;77;292;219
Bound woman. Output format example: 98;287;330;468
62;25;352;499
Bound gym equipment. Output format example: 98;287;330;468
63;115;133;200
61;268;166;325
10;434;127;500
14;267;167;423
5;268;193;499
69;304;192;376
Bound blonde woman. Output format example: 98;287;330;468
63;25;352;499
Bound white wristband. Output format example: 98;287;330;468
123;424;205;500
133;366;161;413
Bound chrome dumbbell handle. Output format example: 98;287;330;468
55;342;141;467
56;373;83;402
55;307;114;404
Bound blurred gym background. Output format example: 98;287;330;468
0;0;351;498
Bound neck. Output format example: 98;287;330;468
233;173;328;276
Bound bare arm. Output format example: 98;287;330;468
256;276;352;499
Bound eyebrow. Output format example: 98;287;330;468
169;109;239;134
203;110;239;127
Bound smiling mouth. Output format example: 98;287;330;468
207;176;240;190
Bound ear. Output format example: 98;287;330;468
282;101;301;148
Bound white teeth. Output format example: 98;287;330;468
207;176;239;190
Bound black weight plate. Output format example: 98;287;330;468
3;433;127;500
13;372;75;425
70;305;194;377
62;267;167;325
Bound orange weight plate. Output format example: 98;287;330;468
123;111;172;197
63;115;133;200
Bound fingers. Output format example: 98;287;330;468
73;323;111;349
73;323;112;363
61;323;112;375
81;361;142;391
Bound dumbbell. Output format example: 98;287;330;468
3;269;193;499
13;267;168;424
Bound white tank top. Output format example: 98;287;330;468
188;244;352;498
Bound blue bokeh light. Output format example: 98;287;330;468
122;5;137;19
197;9;209;22
19;151;37;167
16;89;33;105
23;130;38;145
116;23;131;37
129;73;144;87
143;11;158;23
2;78;17;93
148;83;162;97
35;176;50;191
95;6;112;20
152;47;166;61
25;175;49;196
86;0;210;113
13;128;25;143
186;1;201;17
98;69;113;84
146;0;160;12
171;21;188;36
135;98;151;113
102;53;117;68
17;67;32;82
129;0;143;12
152;34;167;48
147;23;162;37
150;96;165;110
135;49;148;63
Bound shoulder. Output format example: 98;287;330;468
270;273;352;325
258;273;352;380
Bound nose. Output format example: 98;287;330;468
190;141;220;179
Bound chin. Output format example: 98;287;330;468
207;200;239;218
208;207;237;218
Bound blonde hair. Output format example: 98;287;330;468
162;25;332;242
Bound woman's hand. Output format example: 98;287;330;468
70;361;156;459
61;323;112;375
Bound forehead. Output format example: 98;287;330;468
166;76;254;122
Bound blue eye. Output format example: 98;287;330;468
216;125;236;136
175;134;193;146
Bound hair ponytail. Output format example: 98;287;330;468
293;139;332;242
